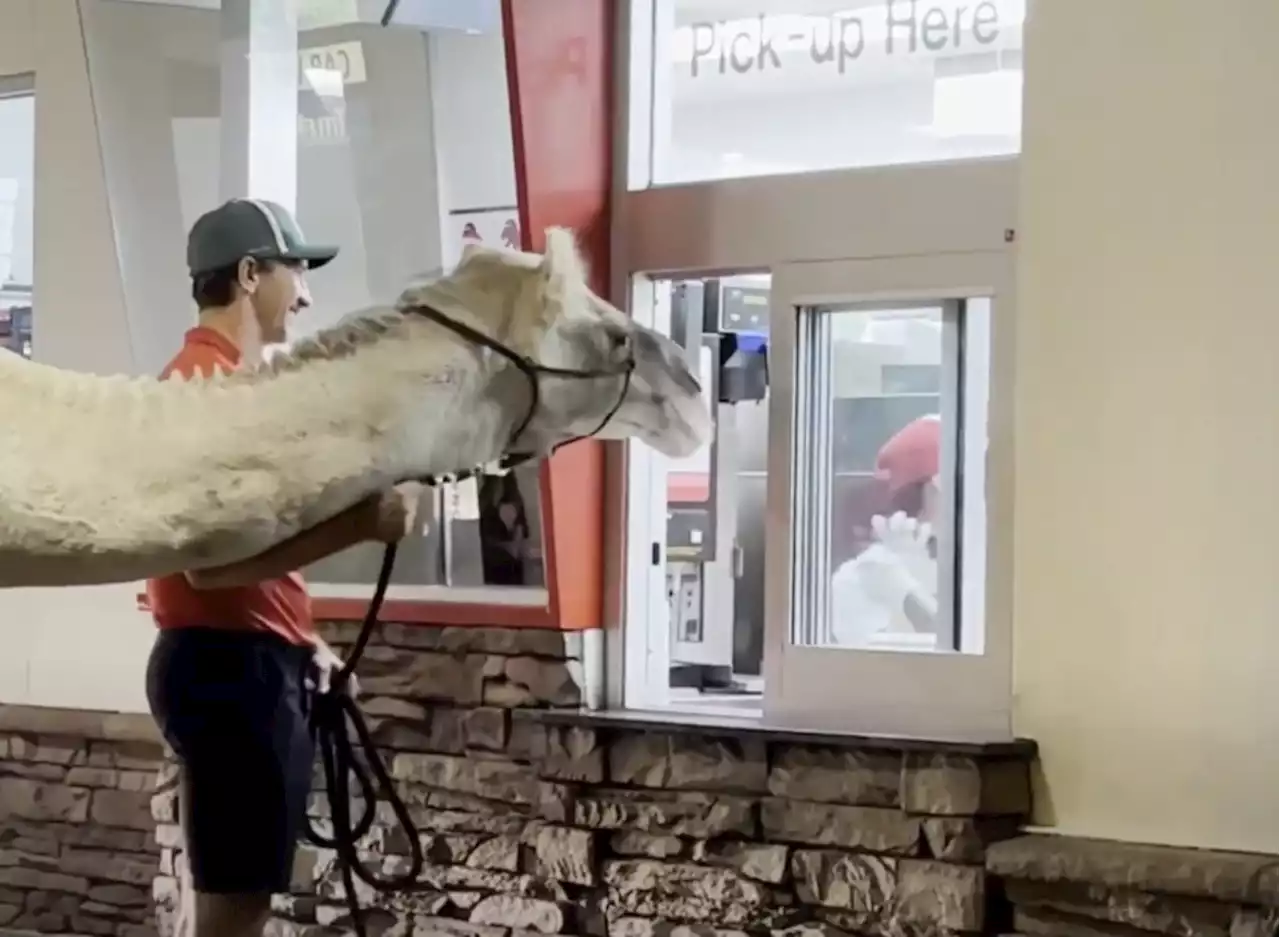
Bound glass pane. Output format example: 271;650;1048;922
0;85;34;359
646;0;1024;185
294;14;539;590
71;1;534;592
637;274;771;708
791;299;989;653
447;463;547;589
80;0;227;371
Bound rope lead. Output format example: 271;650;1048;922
305;544;419;936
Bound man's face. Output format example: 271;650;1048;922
240;258;311;344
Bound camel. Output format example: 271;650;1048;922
0;228;710;588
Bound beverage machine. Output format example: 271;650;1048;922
664;277;769;694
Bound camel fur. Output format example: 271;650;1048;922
0;228;710;588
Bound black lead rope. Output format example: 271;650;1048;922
302;302;635;936
305;542;411;936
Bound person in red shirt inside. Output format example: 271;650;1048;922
145;199;419;937
830;414;942;646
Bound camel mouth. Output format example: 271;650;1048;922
651;399;713;459
624;366;714;460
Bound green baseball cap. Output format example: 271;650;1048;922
186;198;339;276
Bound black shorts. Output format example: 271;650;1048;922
146;627;315;895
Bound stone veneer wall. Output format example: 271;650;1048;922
148;621;1037;937
0;706;166;936
988;834;1278;937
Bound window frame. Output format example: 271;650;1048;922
764;252;1015;740
607;0;1020;726
135;0;617;633
313;0;617;630
624;0;1025;191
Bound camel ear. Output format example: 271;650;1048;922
540;227;588;305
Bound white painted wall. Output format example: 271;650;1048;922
1012;0;1278;854
0;0;152;712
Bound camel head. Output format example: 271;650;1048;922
396;227;712;460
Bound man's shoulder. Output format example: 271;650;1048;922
160;339;234;381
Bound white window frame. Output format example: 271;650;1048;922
765;253;1014;740
622;0;1025;192
609;161;1018;735
608;0;1020;738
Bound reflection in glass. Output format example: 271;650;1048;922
791;302;987;653
290;12;544;593
647;0;1025;185
0;86;35;359
827;309;944;649
477;472;537;586
0;296;32;359
305;463;546;590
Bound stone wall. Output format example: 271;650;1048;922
0;706;165;936
149;621;1034;937
988;834;1278;937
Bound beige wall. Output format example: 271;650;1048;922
1012;0;1278;854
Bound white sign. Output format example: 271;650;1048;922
443;208;521;270
0;178;16;285
299;41;367;88
446;478;480;523
678;1;1022;77
298;110;348;145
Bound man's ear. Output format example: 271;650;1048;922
237;256;260;293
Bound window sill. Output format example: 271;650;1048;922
311;583;558;627
136;585;574;629
310;595;557;628
307;583;547;606
515;706;1037;757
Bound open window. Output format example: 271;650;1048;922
621;250;1008;740
764;252;1009;739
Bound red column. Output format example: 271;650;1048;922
503;0;616;630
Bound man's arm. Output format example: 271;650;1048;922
187;485;420;589
185;500;376;590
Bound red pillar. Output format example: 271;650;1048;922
502;0;616;630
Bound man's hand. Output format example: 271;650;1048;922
356;483;423;544
310;638;358;697
185;483;426;591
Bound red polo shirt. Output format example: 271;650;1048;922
144;327;315;647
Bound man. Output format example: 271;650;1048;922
144;198;419;937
